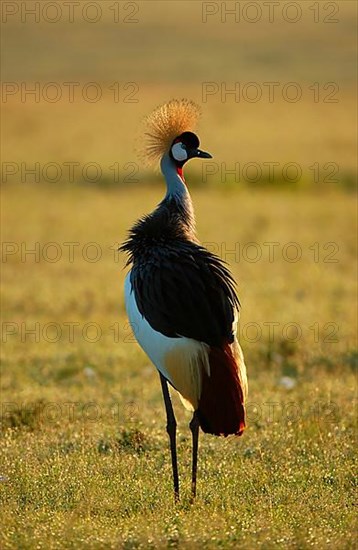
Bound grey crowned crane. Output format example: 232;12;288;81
120;99;248;502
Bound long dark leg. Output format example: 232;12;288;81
189;410;200;502
159;373;179;502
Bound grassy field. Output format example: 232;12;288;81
1;1;357;548
1;183;357;548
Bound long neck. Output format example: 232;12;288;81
160;153;196;234
120;154;197;261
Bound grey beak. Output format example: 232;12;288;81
195;149;213;159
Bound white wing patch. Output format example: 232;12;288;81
124;273;209;409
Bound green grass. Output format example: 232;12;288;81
1;183;357;548
1;1;357;546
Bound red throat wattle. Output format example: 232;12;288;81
176;166;184;180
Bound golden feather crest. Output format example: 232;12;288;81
137;99;201;166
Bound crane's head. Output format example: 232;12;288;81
138;99;213;169
170;131;212;168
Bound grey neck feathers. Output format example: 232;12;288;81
160;153;196;235
120;154;197;258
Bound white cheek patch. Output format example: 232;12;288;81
171;142;188;162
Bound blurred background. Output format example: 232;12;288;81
2;1;357;175
1;1;357;546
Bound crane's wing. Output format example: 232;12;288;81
130;241;240;347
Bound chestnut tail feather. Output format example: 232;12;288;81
197;344;246;436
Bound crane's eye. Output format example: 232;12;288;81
181;143;186;150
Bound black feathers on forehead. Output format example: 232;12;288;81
173;131;200;149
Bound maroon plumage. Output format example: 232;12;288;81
198;344;246;436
